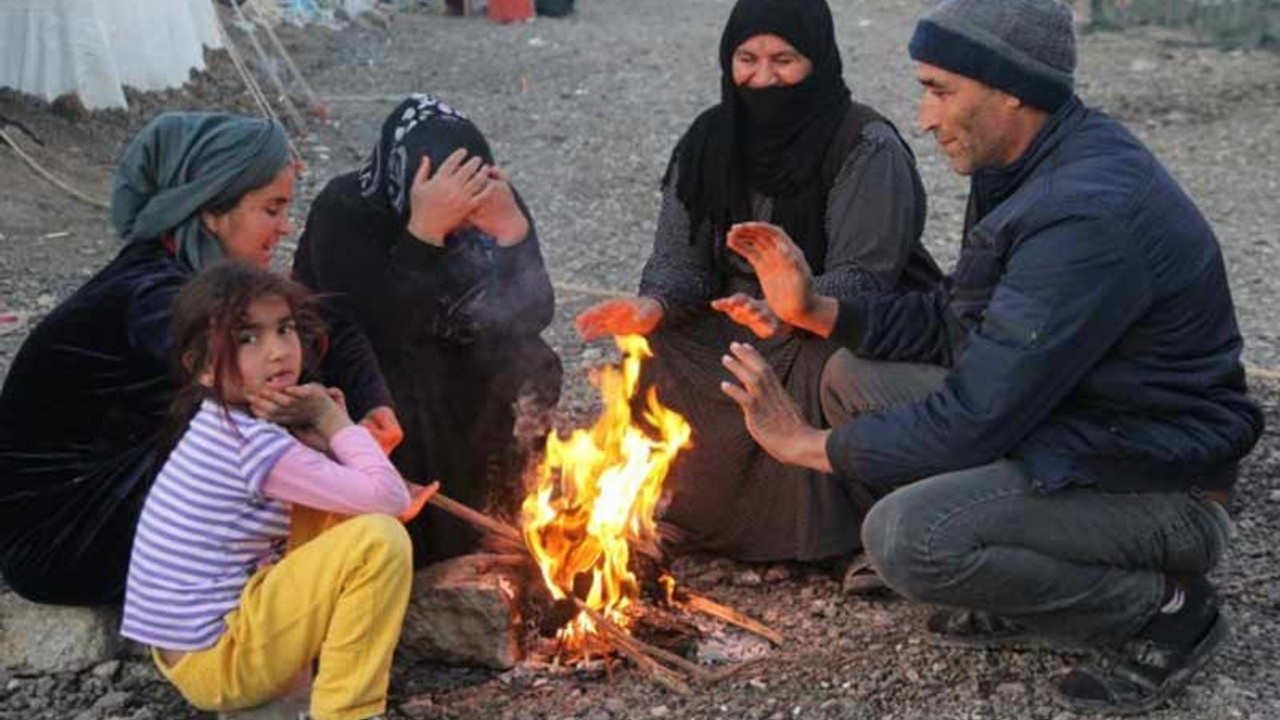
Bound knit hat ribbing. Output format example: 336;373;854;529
909;0;1077;111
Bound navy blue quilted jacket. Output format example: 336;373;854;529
827;97;1263;494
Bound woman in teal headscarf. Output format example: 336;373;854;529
0;113;294;604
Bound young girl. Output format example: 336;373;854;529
122;261;433;720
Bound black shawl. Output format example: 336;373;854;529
663;0;853;272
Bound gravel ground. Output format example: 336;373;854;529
1;1;1279;718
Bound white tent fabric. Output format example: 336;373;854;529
0;0;223;110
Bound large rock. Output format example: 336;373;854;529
398;555;527;669
0;591;127;674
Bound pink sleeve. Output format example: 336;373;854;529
261;426;411;516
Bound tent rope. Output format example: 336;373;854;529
0;127;109;210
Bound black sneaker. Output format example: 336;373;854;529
1053;609;1230;715
925;608;1090;653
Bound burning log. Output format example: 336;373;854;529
424;488;786;648
574;601;695;696
410;336;782;694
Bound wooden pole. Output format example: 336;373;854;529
426;492;524;546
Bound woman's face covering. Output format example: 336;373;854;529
203;166;296;269
731;34;813;89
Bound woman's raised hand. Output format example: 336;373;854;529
406;148;495;246
711;293;785;339
468;167;529;246
726;222;837;337
575;297;665;341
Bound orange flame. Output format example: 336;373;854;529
521;335;692;647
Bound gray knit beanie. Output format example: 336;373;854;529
908;0;1076;111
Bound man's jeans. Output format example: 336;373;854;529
820;350;1234;646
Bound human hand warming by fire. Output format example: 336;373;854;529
720;342;833;473
406;148;494;246
726;222;839;338
359;405;403;455
575;297;664;341
711;293;786;339
468;166;529;246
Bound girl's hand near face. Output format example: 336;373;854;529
249;384;353;438
407;149;495;246
468;167;529;246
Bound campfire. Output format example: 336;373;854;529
419;336;783;693
521;335;691;650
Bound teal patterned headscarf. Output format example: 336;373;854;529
111;113;290;271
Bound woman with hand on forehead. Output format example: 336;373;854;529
576;0;941;566
292;94;561;564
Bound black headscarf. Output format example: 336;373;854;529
359;94;495;223
663;0;852;272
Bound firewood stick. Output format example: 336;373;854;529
426;492;524;545
683;593;784;646
709;656;765;682
572;602;694;695
573;601;716;685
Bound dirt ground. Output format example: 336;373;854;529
1;1;1279;718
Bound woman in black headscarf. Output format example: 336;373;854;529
0;113;294;604
293;94;561;565
576;0;941;564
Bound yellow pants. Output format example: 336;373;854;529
154;513;413;720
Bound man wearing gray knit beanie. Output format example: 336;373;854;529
713;0;1260;715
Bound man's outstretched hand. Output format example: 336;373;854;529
726;222;837;337
719;342;833;473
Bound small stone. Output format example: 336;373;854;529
93;690;132;712
763;565;792;583
1268;489;1280;503
34;676;56;697
92;660;122;681
650;706;670;718
603;698;627;714
995;681;1028;698
735;569;763;587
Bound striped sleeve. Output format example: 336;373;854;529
235;418;296;500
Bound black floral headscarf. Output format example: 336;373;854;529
358;94;495;223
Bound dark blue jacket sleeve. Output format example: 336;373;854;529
827;217;1154;488
832;286;956;365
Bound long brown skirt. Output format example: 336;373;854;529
645;311;867;562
